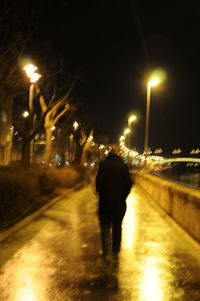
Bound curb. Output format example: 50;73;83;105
136;186;200;256
0;182;85;243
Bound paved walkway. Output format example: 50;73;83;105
0;184;200;300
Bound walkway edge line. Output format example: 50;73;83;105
0;182;84;243
137;185;200;255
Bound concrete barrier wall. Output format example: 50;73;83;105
133;171;200;243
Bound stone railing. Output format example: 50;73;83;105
132;171;200;243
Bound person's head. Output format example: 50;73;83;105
109;144;120;155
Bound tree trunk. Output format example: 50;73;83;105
73;131;83;166
44;126;52;165
59;127;68;167
21;134;31;167
21;117;32;167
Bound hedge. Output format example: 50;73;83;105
0;165;83;229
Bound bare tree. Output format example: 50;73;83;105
34;76;77;165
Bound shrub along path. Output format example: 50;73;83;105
0;182;84;242
0;165;84;230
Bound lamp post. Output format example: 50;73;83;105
144;77;159;168
23;64;41;164
23;64;41;113
124;128;131;148
128;115;137;148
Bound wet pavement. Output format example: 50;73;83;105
0;183;200;300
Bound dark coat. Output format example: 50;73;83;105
95;154;133;215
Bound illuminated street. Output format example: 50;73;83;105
0;184;200;300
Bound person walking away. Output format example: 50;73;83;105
95;151;133;262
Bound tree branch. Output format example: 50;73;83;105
34;83;47;112
53;103;70;125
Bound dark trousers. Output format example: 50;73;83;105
99;205;126;256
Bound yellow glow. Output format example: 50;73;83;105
128;115;137;123
73;121;79;131
22;111;29;118
151;68;167;84
120;135;125;141
15;282;38;301
51;126;56;131
23;64;37;78
148;77;159;87
30;72;41;83
87;135;93;142
124;128;131;135
123;193;137;249
139;256;164;301
99;144;105;149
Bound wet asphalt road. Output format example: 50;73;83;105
0;183;200;300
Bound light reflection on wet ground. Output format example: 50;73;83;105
0;184;200;300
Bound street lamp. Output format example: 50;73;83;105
128;115;137;148
128;115;137;127
144;77;159;166
23;64;41;163
23;64;41;114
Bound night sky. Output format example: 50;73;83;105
31;1;200;154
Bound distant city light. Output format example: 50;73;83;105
73;121;79;131
22;111;29;118
154;148;163;154
172;148;182;154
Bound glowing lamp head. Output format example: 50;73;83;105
23;64;38;78
30;72;41;83
124;128;131;135
128;115;137;123
73;121;79;131
148;77;159;87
